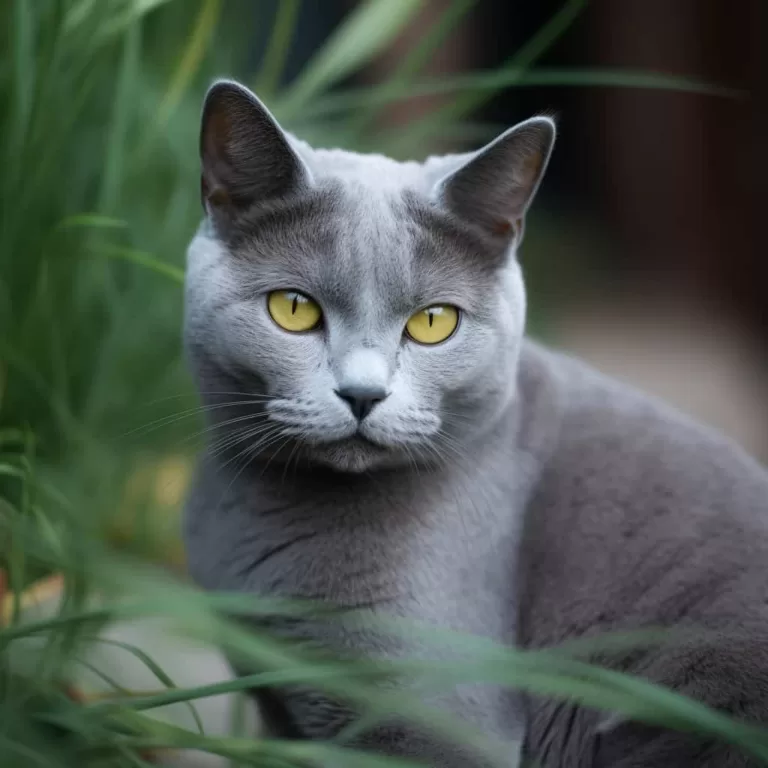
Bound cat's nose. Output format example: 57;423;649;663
335;386;388;421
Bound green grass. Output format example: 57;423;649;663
0;0;761;765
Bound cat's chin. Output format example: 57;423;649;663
305;435;404;474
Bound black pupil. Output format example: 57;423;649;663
291;296;298;315
428;310;435;327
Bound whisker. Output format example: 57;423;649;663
259;430;299;478
402;442;422;477
176;411;271;452
280;438;303;488
117;399;271;441
213;426;287;516
414;438;446;470
135;391;277;407
433;431;468;465
208;422;278;463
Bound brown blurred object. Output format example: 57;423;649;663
352;0;471;133
590;0;764;337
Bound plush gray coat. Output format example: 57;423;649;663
184;80;768;767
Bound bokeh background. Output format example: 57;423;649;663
1;2;767;764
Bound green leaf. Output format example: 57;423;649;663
156;0;222;128
384;0;587;154
99;19;142;214
84;244;185;284
83;636;205;736
277;0;425;118
56;214;128;232
254;0;302;98
300;67;745;122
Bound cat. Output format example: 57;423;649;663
183;79;768;767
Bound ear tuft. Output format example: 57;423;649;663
435;116;555;242
200;80;309;225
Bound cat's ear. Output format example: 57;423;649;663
434;116;555;242
200;80;311;225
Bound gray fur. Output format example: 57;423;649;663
184;81;768;766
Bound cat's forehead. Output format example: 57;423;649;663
304;146;435;194
222;150;502;323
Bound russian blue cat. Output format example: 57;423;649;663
184;80;768;766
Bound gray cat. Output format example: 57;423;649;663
183;80;768;767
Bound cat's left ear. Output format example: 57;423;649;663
199;80;311;229
434;116;555;242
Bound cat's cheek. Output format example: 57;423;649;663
212;304;325;394
413;325;496;391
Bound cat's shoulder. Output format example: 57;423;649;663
518;339;768;518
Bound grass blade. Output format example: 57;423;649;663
301;67;745;122
346;0;476;140
385;0;587;153
448;0;588;117
84;245;185;284
84;636;205;736
254;0;302;98
99;20;142;214
156;0;222;128
277;0;425;118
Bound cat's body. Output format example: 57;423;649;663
184;81;768;766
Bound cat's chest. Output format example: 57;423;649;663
222;455;534;639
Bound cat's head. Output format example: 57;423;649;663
185;80;554;473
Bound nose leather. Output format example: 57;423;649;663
335;386;388;421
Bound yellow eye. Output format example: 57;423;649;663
405;305;459;345
267;290;322;332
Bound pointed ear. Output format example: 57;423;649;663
200;80;311;226
434;116;555;242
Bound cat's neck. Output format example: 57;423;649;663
185;341;561;640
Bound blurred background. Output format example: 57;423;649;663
1;0;766;600
1;1;766;763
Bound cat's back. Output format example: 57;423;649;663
517;340;768;644
516;341;768;765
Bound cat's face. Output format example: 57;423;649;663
185;81;554;473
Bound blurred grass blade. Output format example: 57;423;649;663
387;0;587;152
385;0;475;81
156;0;222;128
347;0;475;139
9;0;35;162
86;245;185;284
56;214;128;232
254;0;302;98
277;0;425;118
303;67;745;121
62;0;99;33
450;0;587;116
99;20;142;214
84;636;205;735
95;0;176;43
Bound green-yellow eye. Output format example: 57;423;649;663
267;290;322;332
405;305;459;345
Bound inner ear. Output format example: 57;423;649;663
435;117;556;242
200;80;311;221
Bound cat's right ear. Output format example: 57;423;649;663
200;80;311;227
433;116;555;244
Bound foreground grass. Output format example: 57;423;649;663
4;486;768;767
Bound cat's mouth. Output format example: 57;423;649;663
352;428;388;449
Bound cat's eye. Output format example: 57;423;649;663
268;290;322;332
405;305;459;345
